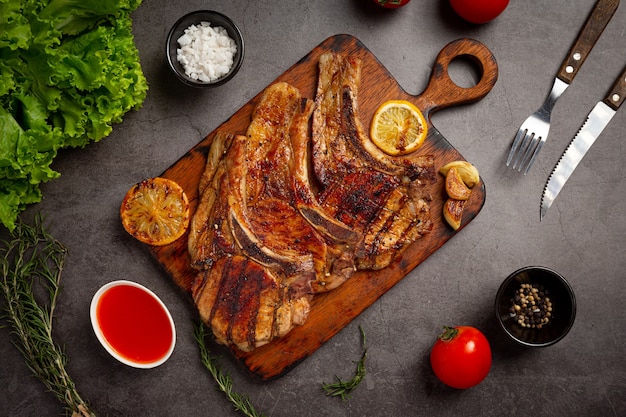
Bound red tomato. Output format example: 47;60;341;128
430;326;492;389
373;0;411;9
449;0;509;24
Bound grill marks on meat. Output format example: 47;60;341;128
189;53;436;352
188;132;237;270
226;101;316;284
289;87;359;291
291;95;359;245
192;255;308;350
234;82;355;293
193;256;279;349
311;52;435;270
189;129;312;352
189;83;356;351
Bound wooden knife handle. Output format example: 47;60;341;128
556;0;620;84
602;65;626;110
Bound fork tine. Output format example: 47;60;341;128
506;128;526;167
516;133;540;172
511;131;534;170
522;138;546;175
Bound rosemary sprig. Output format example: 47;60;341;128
193;322;266;417
322;325;367;400
0;215;95;417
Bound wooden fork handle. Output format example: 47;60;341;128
556;0;620;84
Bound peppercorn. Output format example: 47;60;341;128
508;283;553;329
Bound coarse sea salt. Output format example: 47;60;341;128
176;21;237;83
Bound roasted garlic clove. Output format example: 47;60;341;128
443;198;466;231
439;161;480;188
445;167;472;200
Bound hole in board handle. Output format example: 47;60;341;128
447;55;482;89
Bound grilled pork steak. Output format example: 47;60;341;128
233;82;357;293
311;52;435;270
189;53;436;352
188;131;311;352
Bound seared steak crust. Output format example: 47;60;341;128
190;53;436;352
189;128;312;352
311;52;435;270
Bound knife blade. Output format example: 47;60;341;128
540;66;626;221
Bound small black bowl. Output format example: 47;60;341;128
166;10;244;88
495;266;576;347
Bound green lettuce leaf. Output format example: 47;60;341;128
0;0;147;230
39;0;143;35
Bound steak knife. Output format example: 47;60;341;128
540;66;626;221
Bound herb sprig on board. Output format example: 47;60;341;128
193;322;266;417
322;325;367;400
0;215;94;417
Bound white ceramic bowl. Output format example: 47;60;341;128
90;280;176;368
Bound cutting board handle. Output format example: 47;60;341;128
417;38;498;118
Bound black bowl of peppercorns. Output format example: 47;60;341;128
495;266;576;347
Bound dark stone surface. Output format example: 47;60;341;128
2;1;625;416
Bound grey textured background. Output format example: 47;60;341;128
2;0;625;416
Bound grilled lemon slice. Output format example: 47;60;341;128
370;100;428;155
120;177;190;246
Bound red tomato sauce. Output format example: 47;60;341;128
97;284;173;364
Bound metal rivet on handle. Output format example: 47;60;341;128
573;53;581;60
612;94;621;102
566;66;574;73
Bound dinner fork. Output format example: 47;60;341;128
506;0;619;174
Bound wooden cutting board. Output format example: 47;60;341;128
151;34;498;379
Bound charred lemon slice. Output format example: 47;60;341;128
120;177;190;246
370;100;428;155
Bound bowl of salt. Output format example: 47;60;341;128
166;10;244;87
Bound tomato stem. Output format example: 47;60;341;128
438;326;459;342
